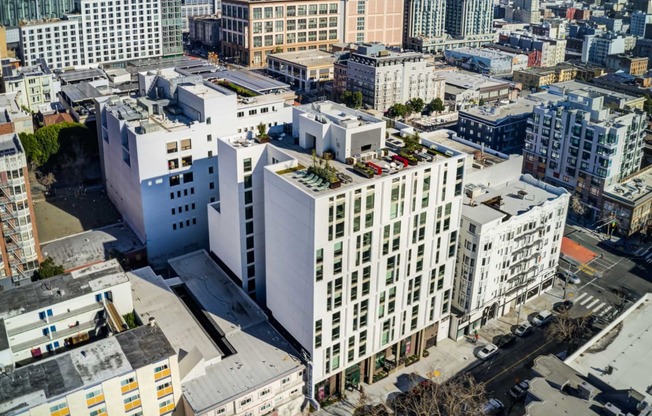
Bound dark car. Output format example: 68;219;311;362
554;300;574;313
509;380;530;400
495;333;517;349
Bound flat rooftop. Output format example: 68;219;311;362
549;80;641;102
130;266;223;363
0;324;175;416
41;223;145;272
217;69;290;93
0;259;128;320
603;165;652;205
0;133;23;157
446;46;524;60
463;174;567;225
437;70;512;90
61;83;104;103
168;251;304;414
58;68;106;84
269;49;337;68
419;129;507;168
567;294;652;403
460;98;536;122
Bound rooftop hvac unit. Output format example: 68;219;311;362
603;402;625;416
578;381;598;401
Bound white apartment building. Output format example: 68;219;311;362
523;89;647;221
0;320;181;416
209;101;466;400
445;0;494;39
97;68;292;265
0;260;132;367
131;251;306;416
449;156;569;339
1;60;61;112
19;0;183;69
181;0;218;32
336;43;445;111
0;133;42;282
404;0;446;39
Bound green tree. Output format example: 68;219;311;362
644;94;652;116
19;122;93;169
341;90;363;109
408;97;425;114
352;91;363;109
33;257;65;280
430;97;445;114
388;103;408;119
479;97;486;106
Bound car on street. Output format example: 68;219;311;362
515;322;533;337
553;300;574;313
559;270;580;284
532;310;554;326
483;398;505;415
476;343;499;360
509;380;530;400
494;333;517;349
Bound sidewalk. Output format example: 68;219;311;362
316;284;566;416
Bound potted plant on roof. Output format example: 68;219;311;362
353;162;375;178
256;122;270;143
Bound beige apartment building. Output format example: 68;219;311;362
341;0;403;45
221;0;341;67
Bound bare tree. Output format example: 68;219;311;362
546;312;593;349
60;141;88;186
389;373;487;416
570;195;586;217
38;172;57;190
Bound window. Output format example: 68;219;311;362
180;138;191;150
241;397;252;407
181;156;192;167
86;389;104;407
166;142;177;153
123;394;141;412
50;403;69;416
120;376;138;393
183;172;193;183
210;182;215;190
260;388;271;397
154;364;170;380
207;134;212;142
159;398;174;415
89;408;107;416
169;175;180;187
244;158;252;172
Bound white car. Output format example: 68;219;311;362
476;343;499;360
532;310;553;327
515;322;533;337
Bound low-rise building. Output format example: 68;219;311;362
0;320;181;416
457;99;537;153
0;93;34;134
1;59;60;112
604;54;649;76
444;47;528;76
497;32;567;67
334;43;445;111
449;156;569;338
404;33;497;55
438;70;518;109
602;166;652;237
267;49;336;91
513;64;578;89
130;250;306;416
581;33;636;66
0;260;132;367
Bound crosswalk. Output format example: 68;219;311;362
573;292;613;317
634;246;652;264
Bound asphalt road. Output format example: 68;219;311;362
466;325;567;416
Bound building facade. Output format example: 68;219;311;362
445;0;493;39
513;65;578;88
1;60;61;112
19;0;183;69
0;133;42;282
341;0;403;46
403;0;446;40
444;47;528;76
181;0;217;32
631;11;652;38
220;0;341;67
0;0;75;27
97;68;292;266
498;32;567;68
457;99;536;154
336;43;445;111
450;157;569;338
522;90;647;221
602;166;652;237
188;15;222;48
267;49;336;91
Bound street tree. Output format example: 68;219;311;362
388;103;408;119
341;90;363;109
430;97;445;114
408;98;425;114
570;195;586;218
387;373;488;416
545;312;593;350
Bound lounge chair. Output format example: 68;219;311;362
300;173;315;183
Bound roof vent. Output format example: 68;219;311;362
148;317;156;327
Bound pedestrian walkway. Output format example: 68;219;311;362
571;292;613;317
315;284;566;416
634;246;652;264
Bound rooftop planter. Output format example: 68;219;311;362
309;150;341;188
217;80;257;97
353;162;375;178
398;150;419;166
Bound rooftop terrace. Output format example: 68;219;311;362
603;165;652;205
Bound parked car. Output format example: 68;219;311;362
509;380;530;400
532;310;553;326
515;322;533;337
553;300;574;313
494;333;517;349
483;398;505;415
559;270;580;285
476;343;499;360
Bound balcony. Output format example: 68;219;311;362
7;302;104;337
10;319;98;353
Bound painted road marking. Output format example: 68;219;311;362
574;292;588;303
600;306;612;316
593;303;606;313
586;298;601;310
580;295;594;306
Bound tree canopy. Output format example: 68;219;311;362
33;257;65;280
388;103;408;119
19;122;95;169
342;90;364;109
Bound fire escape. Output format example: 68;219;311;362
0;175;28;280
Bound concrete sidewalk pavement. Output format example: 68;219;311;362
315;284;566;415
